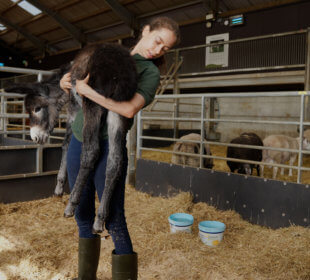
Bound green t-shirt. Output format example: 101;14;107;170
71;53;160;142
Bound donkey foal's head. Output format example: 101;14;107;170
5;81;68;144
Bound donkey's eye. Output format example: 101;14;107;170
34;107;41;113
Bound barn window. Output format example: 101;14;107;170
11;0;42;16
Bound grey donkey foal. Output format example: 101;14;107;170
4;65;80;197
64;44;137;233
5;43;138;233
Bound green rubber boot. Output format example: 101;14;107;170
112;250;138;280
73;235;101;280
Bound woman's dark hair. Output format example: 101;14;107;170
148;16;180;45
144;17;180;74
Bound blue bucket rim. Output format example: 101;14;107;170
198;220;226;233
168;213;194;227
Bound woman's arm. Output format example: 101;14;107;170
75;75;145;119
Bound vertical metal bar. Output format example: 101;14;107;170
36;145;43;174
0;95;3;132
136;111;142;158
3;98;7;138
173;101;179;138
293;34;296;63
206;98;211;135
209;97;215;136
22;97;26;140
37;72;42;82
200;96;206;168
173;50;180;139
297;93;305;184
275;36;278;67
304;28;310;120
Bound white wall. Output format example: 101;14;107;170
143;95;301;142
217;96;300;142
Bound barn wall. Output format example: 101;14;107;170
179;1;310;48
217;96;300;142
0;175;69;203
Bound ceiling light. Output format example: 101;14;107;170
11;0;42;16
0;24;7;31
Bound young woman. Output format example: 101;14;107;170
60;16;180;280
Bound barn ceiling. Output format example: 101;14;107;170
0;0;306;58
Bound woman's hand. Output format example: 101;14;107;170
76;74;90;97
60;72;72;94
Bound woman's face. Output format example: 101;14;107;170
138;26;177;59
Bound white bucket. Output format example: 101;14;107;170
198;221;226;247
168;213;194;234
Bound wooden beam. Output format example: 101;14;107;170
33;32;132;58
0;15;53;55
0;0;81;38
26;0;86;45
0;0;141;47
104;0;139;32
202;0;219;13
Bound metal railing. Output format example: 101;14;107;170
0;92;66;181
0;66;54;86
137;91;310;184
0;92;67;140
0;67;66;181
164;29;308;78
0;141;64;181
0;66;67;141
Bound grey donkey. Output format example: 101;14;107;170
4;65;79;197
5;43;138;233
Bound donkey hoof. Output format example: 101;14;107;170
92;218;104;234
64;204;75;218
54;191;63;197
54;185;64;197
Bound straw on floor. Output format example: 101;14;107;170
0;184;309;280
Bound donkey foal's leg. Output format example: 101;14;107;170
64;104;101;217
54;125;72;196
93;112;126;233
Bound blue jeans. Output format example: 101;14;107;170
67;134;133;254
